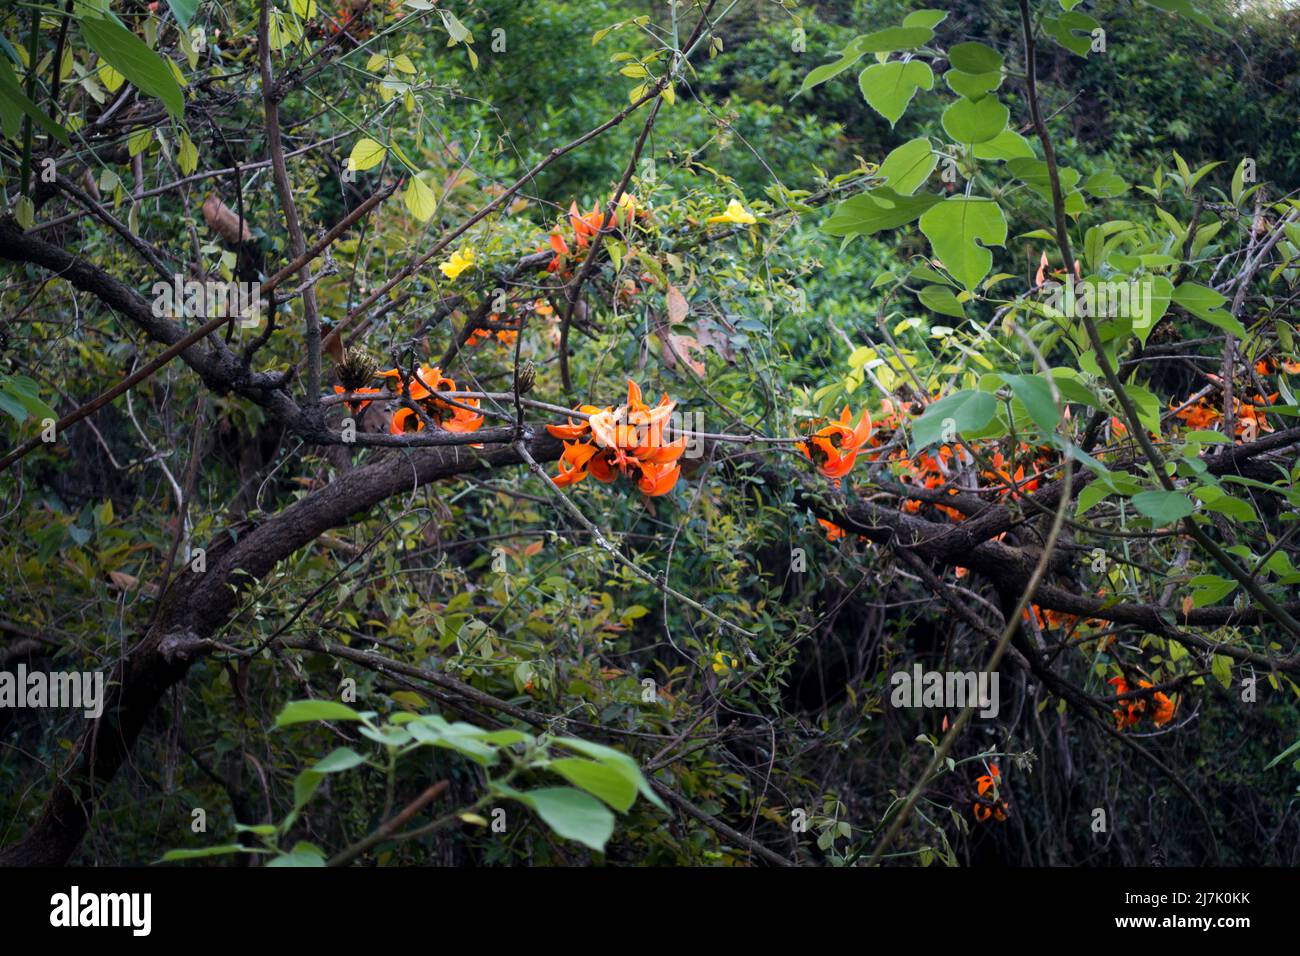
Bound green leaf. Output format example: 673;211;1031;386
80;16;185;121
1131;490;1194;524
267;842;327;867
876;137;936;196
1210;653;1233;689
274;700;365;727
1076;480;1111;516
941;95;1009;144
1133;276;1174;344
972;129;1034;161
404;175;437;221
1042;11;1100;57
1004;374;1060;435
0;56;71;146
910;390;997;452
0;375;57;424
822;188;942;238
513;787;615;852
858;60;933;127
797;48;865;95
349;137;387;172
548;757;638;812
902;9;948;29
946;41;1002;74
1172;282;1248;338
164;0;199;30
554;736;666;810
945;68;1001;100
160;845;256;862
1082;171;1128;197
918;285;965;318
1188;574;1237;608
849;26;934;55
312;747;367;773
1265;737;1300;771
1142;0;1221;33
919;197;1007;291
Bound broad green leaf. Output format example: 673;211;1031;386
81;16;185;120
165;0;199;29
849;26;934;55
919;197;1007;291
1076;480;1111;516
312;747;367;773
876;137;936;195
1004;374;1061;434
1211;653;1233;689
160;845;256;861
1083;171;1128;197
1042;11;1100;57
1133;276;1174;344
548;757;638;812
902;9;948;29
349;137;387;172
513;787;615;852
275;700;365;727
555;736;666;810
822;188;942;237
947;41;1002;74
910;389;997;451
404;175;437;221
1172;282;1248;337
0;56;71;146
945;68;1001;99
797;48;865;95
858;60;933;127
918;285;965;318
941;95;1008;144
267;842;327;867
0;375;57;424
1189;574;1237;607
972;128;1034;161
1131;490;1194;524
1143;0;1221;32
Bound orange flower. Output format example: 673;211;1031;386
546;380;682;497
378;364;483;436
1151;686;1178;727
973;764;1009;822
1173;397;1222;431
796;407;872;479
332;385;382;414
467;314;520;348
544;197;639;274
1255;356;1300;376
818;518;846;542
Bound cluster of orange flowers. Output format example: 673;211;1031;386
544;198;640;277
973;764;1009;823
1108;675;1177;730
546;380;685;497
467;320;519;349
465;298;562;349
795;407;873;479
1173;392;1276;439
330;364;484;436
1022;604;1107;634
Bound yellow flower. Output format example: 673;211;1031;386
616;193;641;220
439;247;476;279
712;651;738;675
707;198;757;226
